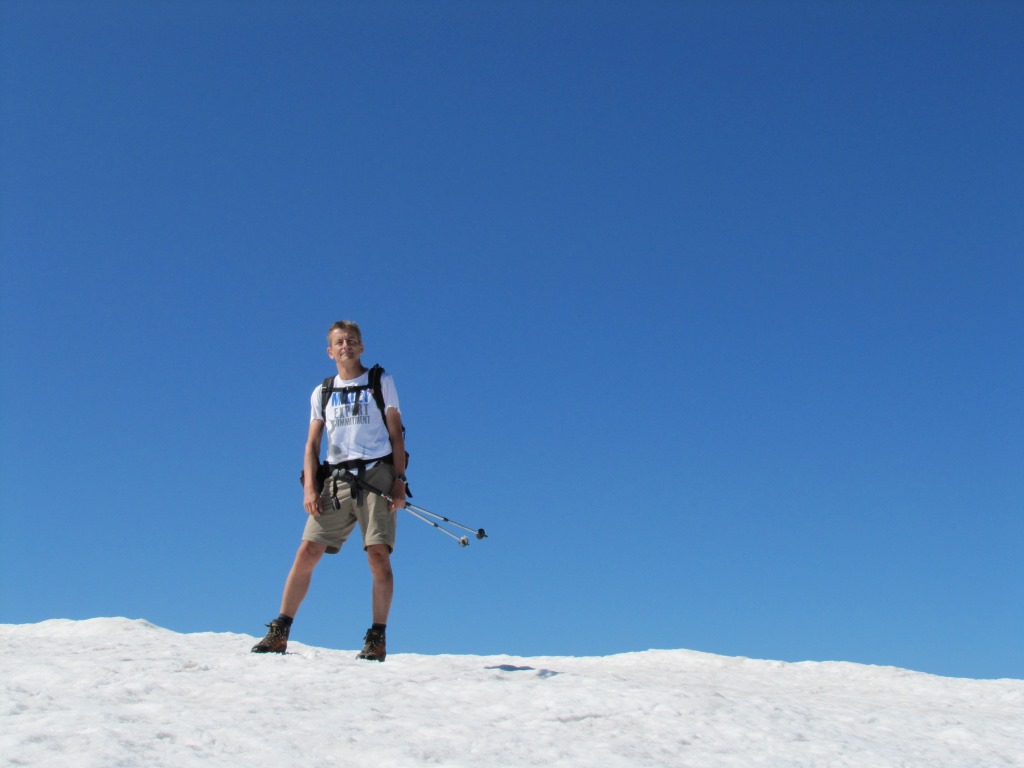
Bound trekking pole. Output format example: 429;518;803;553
403;505;474;547
391;498;487;547
405;502;487;540
350;474;488;547
372;493;487;548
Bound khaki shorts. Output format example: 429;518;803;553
302;462;397;554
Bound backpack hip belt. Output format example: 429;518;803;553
324;455;392;508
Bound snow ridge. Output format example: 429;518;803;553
2;618;1022;768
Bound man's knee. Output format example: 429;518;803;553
294;540;326;570
366;544;391;574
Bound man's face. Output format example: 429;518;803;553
327;329;363;363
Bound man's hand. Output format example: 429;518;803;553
389;477;407;512
304;486;323;517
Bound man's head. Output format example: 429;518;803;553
327;320;362;344
326;320;364;365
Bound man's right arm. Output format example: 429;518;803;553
303;419;325;517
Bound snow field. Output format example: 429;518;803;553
2;618;1021;768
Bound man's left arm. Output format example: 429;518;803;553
385;408;407;511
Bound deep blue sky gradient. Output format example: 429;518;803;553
2;1;1022;679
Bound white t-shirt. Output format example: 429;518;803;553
310;370;401;464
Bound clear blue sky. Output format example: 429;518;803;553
2;1;1021;680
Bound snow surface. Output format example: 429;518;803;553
2;619;1022;768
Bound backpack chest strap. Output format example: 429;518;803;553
320;364;387;420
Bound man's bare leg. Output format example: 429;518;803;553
280;540;328;617
366;544;393;624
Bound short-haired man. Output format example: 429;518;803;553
251;320;407;660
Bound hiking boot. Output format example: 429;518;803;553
356;627;386;662
251;619;289;654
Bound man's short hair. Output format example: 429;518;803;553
327;320;362;342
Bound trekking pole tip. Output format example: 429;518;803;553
476;528;487;540
459;536;470;547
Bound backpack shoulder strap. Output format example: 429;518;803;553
369;363;408;480
319;376;335;420
367;364;387;422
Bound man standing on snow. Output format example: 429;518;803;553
251;320;407;661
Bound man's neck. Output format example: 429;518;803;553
336;360;367;380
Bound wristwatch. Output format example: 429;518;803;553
394;474;407;484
